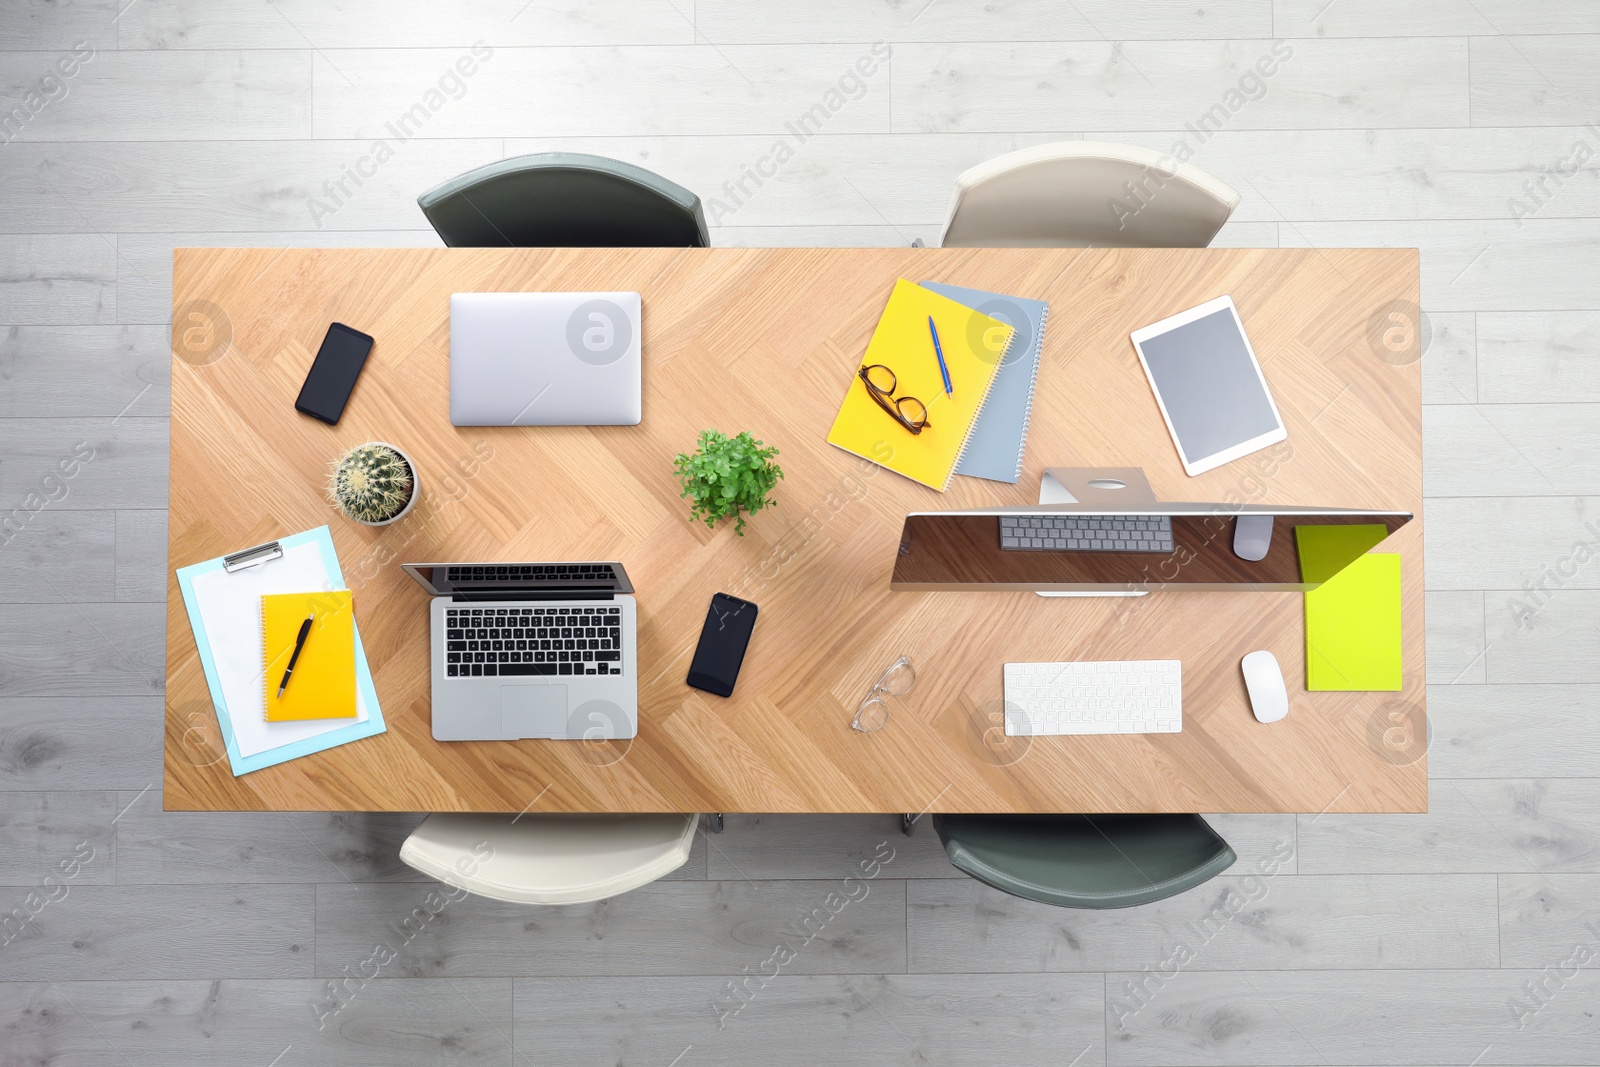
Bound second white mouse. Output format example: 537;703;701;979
1241;650;1289;723
1233;514;1274;561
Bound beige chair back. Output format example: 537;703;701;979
940;141;1241;248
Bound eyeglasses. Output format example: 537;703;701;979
851;655;916;732
858;365;930;435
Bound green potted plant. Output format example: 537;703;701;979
329;442;417;526
674;429;782;536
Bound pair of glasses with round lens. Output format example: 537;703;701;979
858;365;930;435
850;655;916;732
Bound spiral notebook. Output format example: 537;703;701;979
920;281;1049;484
826;279;1015;491
262;590;357;721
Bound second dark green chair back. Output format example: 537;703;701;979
418;152;709;248
932;813;1236;909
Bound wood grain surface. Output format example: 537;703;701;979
165;246;1424;814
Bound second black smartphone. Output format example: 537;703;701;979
686;593;758;697
295;322;374;424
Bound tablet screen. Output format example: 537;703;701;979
1138;308;1280;462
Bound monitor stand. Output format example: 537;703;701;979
1036;467;1153;599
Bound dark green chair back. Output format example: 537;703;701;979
932;813;1235;909
418;152;709;248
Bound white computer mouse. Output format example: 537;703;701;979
1233;515;1274;561
1241;650;1288;723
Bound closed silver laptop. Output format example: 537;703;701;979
449;291;642;426
402;562;638;741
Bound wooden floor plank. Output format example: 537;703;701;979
0;49;310;142
0;511;115;603
1425;589;1486;684
0;417;168;511
0;697;161;790
1470;35;1600;128
1497;873;1600;968
1299;779;1600;874
1104;968;1599;1065
907;873;1497;973
114;509;168;602
0;884;313;980
0;326;169;417
0;234;116;325
1427;497;1600;590
1274;0;1600;37
515;973;1108;1067
0;978;514;1067
699;0;1272;43
891;39;1469;133
1430;684;1600;778
315;879;908;978
1478;311;1600;404
311;45;895;141
0;790;116;886
1485;587;1600;684
0;0;119;50
0;603;165;699
123;0;693;48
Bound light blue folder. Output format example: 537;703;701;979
176;526;386;776
920;281;1050;484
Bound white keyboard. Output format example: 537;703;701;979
1004;660;1182;736
999;514;1174;553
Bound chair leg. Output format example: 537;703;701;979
706;813;725;834
901;813;917;836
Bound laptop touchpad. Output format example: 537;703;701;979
500;684;568;739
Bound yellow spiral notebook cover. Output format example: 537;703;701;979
262;590;358;721
827;279;1015;491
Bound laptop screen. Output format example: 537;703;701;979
402;562;632;597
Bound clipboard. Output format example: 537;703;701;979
175;526;386;775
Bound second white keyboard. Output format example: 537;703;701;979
1005;660;1182;736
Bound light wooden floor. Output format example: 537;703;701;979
2;1;1598;1063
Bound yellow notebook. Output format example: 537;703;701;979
1304;553;1402;691
1294;523;1390;585
827;279;1015;491
262;590;358;721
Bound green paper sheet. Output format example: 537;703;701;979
1304;552;1402;691
1294;523;1391;585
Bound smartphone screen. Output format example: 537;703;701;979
686;593;758;697
295;322;374;425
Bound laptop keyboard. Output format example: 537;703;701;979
444;605;623;678
447;563;614;583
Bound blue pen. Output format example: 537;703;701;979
928;315;953;397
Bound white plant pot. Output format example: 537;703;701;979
339;441;419;527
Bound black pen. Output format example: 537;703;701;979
277;613;315;698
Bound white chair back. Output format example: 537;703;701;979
400;812;698;905
939;141;1241;249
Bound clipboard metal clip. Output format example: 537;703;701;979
223;540;283;572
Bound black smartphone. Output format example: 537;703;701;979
686;593;758;697
294;322;374;424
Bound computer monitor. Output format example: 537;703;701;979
889;468;1411;594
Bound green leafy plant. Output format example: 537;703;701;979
673;429;782;536
329;442;414;525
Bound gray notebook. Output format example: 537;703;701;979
920;281;1049;484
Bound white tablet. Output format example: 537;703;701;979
1130;295;1286;477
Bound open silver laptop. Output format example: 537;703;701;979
450;291;642;426
401;562;638;741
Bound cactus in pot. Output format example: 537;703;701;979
329;442;417;526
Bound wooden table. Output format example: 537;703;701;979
166;246;1425;814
